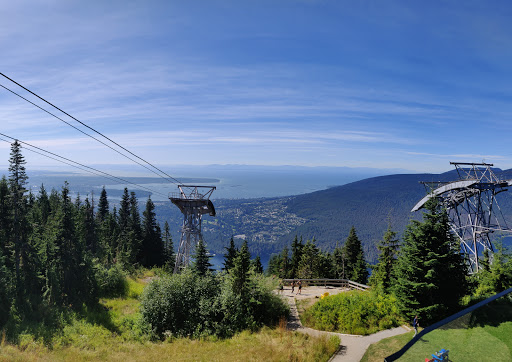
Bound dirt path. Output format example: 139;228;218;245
282;286;410;362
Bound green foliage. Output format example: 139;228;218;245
473;243;512;297
343;226;368;284
393;198;467;324
162;221;175;271
140;196;163;267
231;240;251;294
222;236;237;272
193;238;213;276
369;223;399;293
140;270;289;340
301;290;402;335
251;255;264;274
297;239;320;279
94;263;128;298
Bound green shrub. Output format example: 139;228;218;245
302;291;402;335
139;271;289;339
95;264;128;298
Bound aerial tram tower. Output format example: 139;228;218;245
170;185;216;273
412;162;512;273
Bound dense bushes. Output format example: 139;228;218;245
94;264;129;298
140;270;289;339
301;291;402;335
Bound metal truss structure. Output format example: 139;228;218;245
411;162;512;273
170;185;216;273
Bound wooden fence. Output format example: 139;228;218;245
281;278;370;291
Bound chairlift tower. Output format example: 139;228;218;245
170;185;216;273
412;162;512;273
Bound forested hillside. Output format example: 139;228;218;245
155;168;512;263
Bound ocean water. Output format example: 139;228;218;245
99;165;407;201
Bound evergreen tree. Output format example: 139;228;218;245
394;198;467;324
79;197;98;255
8;140;29;305
104;208;120;264
116;188;132;265
332;243;345;278
266;253;281;276
0;246;10;327
0;177;11;270
231;240;251;294
289;235;303;278
96;186;109;223
473;242;512;297
369;223;399;293
223;236;238;272
162;221;175;272
343;227;368;283
193;238;213;276
54;182;80;306
141;196;163;267
297;239;320;279
279;246;290;279
252;255;264;274
317;251;334;278
128;192;142;265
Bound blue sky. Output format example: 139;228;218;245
1;0;512;173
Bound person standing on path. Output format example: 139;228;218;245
291;280;295;294
412;315;419;337
297;280;302;294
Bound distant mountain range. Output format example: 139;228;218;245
155;168;512;264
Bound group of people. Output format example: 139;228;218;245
277;280;303;294
291;280;302;294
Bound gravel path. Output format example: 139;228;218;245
282;286;410;362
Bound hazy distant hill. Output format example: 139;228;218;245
154;168;512;264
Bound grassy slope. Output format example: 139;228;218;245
0;273;339;361
362;299;512;362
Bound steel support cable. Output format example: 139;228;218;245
0;72;183;185
0;133;167;198
0;82;178;184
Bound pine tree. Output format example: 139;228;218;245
79;197;98;255
162;221;175;271
116;188;132;265
128;192;142;265
369;224;399;293
332;243;345;278
141;196;163;267
394;198;467;324
193;238;213;276
266;253;281;276
0;177;11;271
297;239;320;279
474;242;512;297
96;186;109;223
279;246;290;279
231;240;251;294
0;245;11;327
8;140;29;305
252;255;264;274
289;235;303;278
343;227;368;283
223;236;238;272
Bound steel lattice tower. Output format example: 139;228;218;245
170;185;216;273
412;162;512;273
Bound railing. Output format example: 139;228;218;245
282;278;370;291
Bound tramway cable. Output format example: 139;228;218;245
0;72;183;185
0;82;178;184
0;133;168;198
